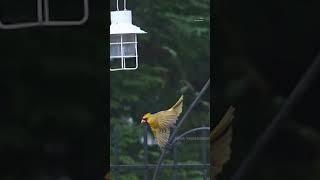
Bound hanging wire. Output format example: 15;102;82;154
116;0;119;11
152;78;210;180
116;0;126;11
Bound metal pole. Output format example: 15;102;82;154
144;125;149;180
201;124;207;180
114;128;119;180
173;145;177;180
37;0;43;24
231;52;320;180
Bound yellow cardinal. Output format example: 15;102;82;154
141;95;183;150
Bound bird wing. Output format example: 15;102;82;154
154;128;171;150
151;95;183;150
151;109;180;150
154;110;179;130
153;95;183;130
211;106;234;178
212;124;232;177
168;95;183;115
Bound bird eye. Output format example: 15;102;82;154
142;117;147;120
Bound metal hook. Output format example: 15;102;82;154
115;0;127;11
116;0;119;11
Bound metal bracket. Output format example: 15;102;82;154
0;0;89;29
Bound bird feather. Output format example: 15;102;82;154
147;95;184;150
211;106;235;178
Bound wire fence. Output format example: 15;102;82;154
110;126;210;180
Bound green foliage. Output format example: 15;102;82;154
110;0;210;179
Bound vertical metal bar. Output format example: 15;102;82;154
37;0;43;24
114;127;119;180
134;35;139;70
120;35;124;69
116;0;119;11
173;145;177;180
43;0;49;23
124;0;127;10
144;125;149;180
201;125;207;180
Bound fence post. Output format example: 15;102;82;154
114;127;120;180
173;145;177;180
201;124;208;180
144;125;149;180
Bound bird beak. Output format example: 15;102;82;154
141;118;147;124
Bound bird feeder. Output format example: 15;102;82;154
110;2;147;71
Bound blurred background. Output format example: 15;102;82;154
110;0;210;179
0;1;107;179
214;0;320;179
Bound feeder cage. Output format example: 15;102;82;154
110;9;146;71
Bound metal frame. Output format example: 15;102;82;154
0;0;89;29
110;126;210;180
110;34;139;71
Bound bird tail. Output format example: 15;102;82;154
169;95;183;114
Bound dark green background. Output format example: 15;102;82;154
110;0;210;179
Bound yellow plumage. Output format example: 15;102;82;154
141;95;183;150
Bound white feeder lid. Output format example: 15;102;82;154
110;10;147;35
